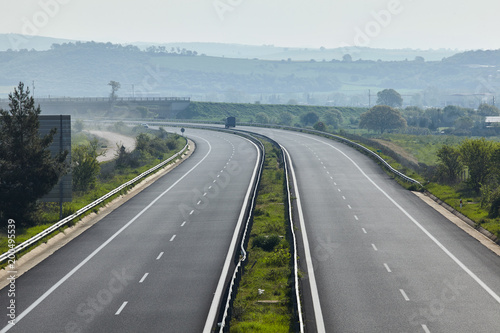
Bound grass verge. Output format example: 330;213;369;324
230;140;293;332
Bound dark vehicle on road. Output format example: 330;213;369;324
225;116;236;129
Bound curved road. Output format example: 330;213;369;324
245;127;500;333
0;128;259;332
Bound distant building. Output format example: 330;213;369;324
485;116;500;127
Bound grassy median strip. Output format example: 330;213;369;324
230;140;293;333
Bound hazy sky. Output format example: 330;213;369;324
1;0;498;50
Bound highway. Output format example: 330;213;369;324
0;128;260;332
244;127;500;333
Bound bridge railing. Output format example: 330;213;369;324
0;97;191;103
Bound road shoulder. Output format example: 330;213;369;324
413;191;500;257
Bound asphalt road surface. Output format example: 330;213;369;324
244;127;500;333
0;128;259;333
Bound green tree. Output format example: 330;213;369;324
73;119;84;132
478;103;500;117
108;80;121;100
313;121;326;131
342;54;352;62
436;145;462;183
454;116;474;130
301;111;319;126
72;138;103;192
0;82;68;228
459;138;494;192
278;112;293;126
136;106;149;118
442;105;466;127
376;89;403;108
359;105;407;134
324;109;343;129
255;112;270;124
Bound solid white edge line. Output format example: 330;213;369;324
283;147;326;332
202;138;261;333
282;145;305;333
298;133;500;306
0;137;213;333
115;301;128;315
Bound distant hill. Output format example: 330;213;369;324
0;40;497;107
0;34;76;51
442;49;500;66
134;42;458;62
0;34;458;61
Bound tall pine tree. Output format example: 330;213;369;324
0;82;68;228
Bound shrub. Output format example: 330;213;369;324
252;235;281;252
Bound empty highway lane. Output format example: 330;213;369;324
0;128;259;333
246;127;500;333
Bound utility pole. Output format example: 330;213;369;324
368;89;371;108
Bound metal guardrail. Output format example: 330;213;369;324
214;132;265;332
296;128;422;186
304;128;422;186
0;142;189;263
232;122;422;187
281;142;305;332
5;97;191;103
111;120;421;186
213;130;304;332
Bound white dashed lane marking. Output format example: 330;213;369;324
139;273;149;283
115;301;128;315
400;289;410;301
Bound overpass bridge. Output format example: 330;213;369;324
0;97;191;119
